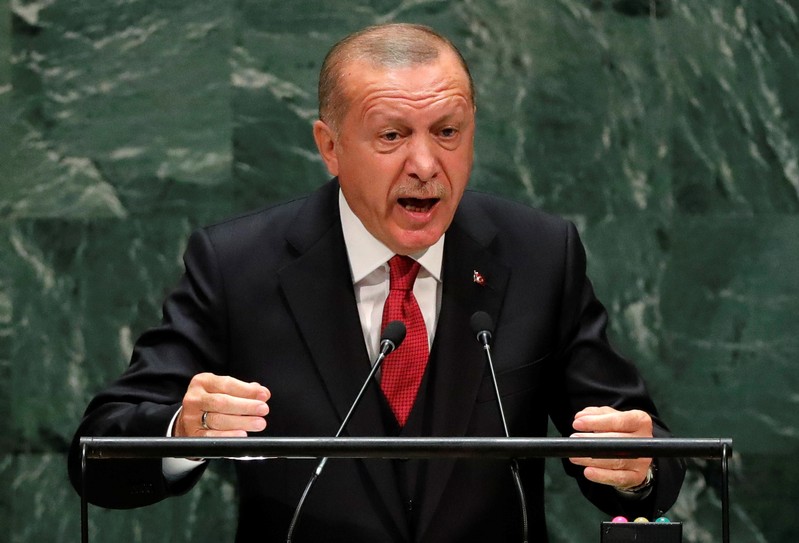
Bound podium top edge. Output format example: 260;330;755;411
79;437;733;460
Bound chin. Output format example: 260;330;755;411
392;232;444;255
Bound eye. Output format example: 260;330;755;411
381;131;401;142
440;127;458;138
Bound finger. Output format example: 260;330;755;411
201;411;268;433
569;457;625;469
179;394;268;436
202;429;249;438
574;406;614;419
572;409;652;435
202;392;270;417
193;393;269;435
572;407;619;432
581;466;645;489
569;456;651;488
570;431;637;439
569;457;651;470
193;373;270;402
179;407;267;437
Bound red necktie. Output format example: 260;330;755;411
380;255;429;427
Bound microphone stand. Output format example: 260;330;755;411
286;322;405;542
473;312;529;543
481;339;529;543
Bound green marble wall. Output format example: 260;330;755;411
3;1;798;541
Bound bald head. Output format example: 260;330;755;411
318;23;475;132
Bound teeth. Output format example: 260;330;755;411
400;198;438;212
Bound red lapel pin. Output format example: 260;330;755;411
473;270;485;286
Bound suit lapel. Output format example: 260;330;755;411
277;180;409;539
415;196;511;541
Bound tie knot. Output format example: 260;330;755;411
388;255;421;291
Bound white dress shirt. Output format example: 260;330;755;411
338;189;444;361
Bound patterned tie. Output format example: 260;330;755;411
380;255;430;427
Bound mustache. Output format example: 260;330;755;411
391;179;446;200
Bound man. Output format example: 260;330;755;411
69;23;685;542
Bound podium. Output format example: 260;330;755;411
79;437;732;543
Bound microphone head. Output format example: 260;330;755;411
380;320;406;353
470;311;494;338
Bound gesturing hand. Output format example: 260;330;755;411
569;406;653;491
175;373;270;438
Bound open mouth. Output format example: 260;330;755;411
398;197;440;213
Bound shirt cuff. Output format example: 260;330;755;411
162;406;206;482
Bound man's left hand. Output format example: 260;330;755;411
569;406;653;490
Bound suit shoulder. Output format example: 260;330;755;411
203;195;308;239
198;180;339;252
176;197;309;270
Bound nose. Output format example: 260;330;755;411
405;135;440;183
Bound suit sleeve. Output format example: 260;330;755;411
546;221;685;518
67;228;228;508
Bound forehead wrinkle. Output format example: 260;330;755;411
342;59;472;121
358;87;472;125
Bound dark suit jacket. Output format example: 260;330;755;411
69;179;684;542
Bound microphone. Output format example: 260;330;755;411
471;309;493;347
286;320;406;542
470;311;529;543
378;320;406;357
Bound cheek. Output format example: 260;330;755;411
375;152;407;177
340;167;393;214
443;153;472;190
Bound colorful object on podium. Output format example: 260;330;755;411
601;515;682;542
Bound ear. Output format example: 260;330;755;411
313;120;339;176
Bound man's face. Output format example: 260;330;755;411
313;50;475;255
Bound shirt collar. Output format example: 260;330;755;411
338;189;444;284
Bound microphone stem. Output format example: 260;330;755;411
483;343;511;438
482;340;529;543
335;349;387;438
286;344;391;542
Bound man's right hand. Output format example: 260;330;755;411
175;373;270;437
